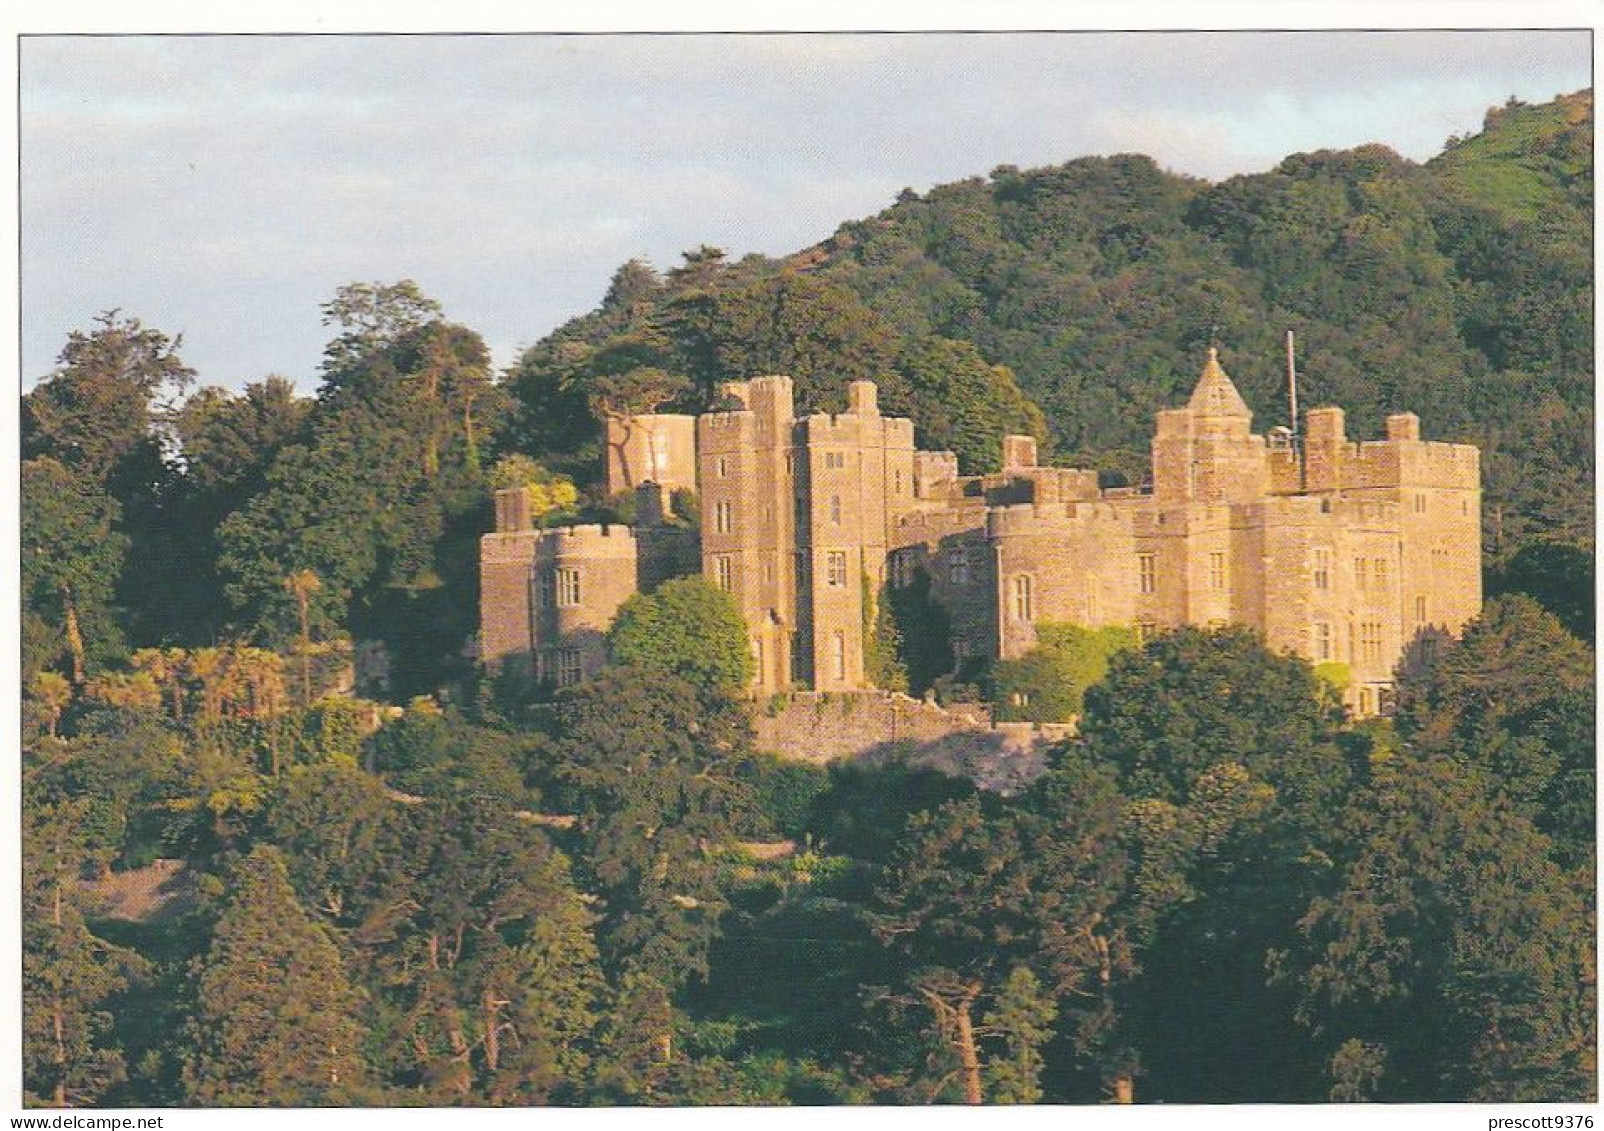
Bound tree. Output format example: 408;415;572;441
1080;625;1347;822
185;846;368;1105
991;623;1135;723
1394;594;1595;868
868;759;1129;1103
545;666;751;987
606;577;754;698
349;796;602;1103
23;310;194;499
1282;755;1594;1101
22;459;128;683
896;337;1047;474
22;794;144;1106
666;271;908;413
982;966;1058;1104
488;455;579;525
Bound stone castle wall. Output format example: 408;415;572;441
753;690;1074;792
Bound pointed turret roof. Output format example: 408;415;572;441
1187;347;1252;418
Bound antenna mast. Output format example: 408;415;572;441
1286;329;1300;442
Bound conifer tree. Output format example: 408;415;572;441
185;846;368;1105
22;795;144;1107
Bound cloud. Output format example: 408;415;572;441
21;30;1591;389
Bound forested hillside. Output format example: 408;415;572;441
19;92;1595;1107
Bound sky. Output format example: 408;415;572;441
19;30;1593;393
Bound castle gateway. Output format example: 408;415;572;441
481;350;1481;715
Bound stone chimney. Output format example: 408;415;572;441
495;486;533;533
1001;434;1038;471
1386;412;1421;442
848;379;879;416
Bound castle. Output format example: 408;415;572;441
481;349;1482;716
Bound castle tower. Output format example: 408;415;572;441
1153;348;1270;505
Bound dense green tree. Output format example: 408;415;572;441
667;271;908;413
22;794;145;1106
991;623;1135;723
23;310;193;500
607;576;754;698
350;795;602;1103
216;281;498;663
1394;594;1595;870
1080;625;1347;820
1486;538;1594;643
1283;755;1594;1101
265;761;391;922
185;846;368;1105
544;666;751;986
22;458;128;683
869;759;1129;1103
896;336;1046;473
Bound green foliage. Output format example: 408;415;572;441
488;454;580;523
22;794;147;1106
350;795;604;1103
1283;755;1594;1101
862;574;908;692
991;622;1135;722
896;336;1046;473
185;846;368;1105
1487;538;1594;643
607;576;754;697
884;565;955;697
544;666;753;985
735;754;831;839
1081;625;1346;815
981;966;1057;1103
22;458;128;680
1394;594;1595;871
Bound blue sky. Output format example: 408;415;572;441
20;30;1591;393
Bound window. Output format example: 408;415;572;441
763;558;776;585
894;469;904;495
830;495;842;524
1374;558;1389;588
1011;691;1031;707
535;570;555;610
1209;552;1225;590
714;555;735;592
832;631;847;679
1359;686;1375;715
557;648;584;688
1313;548;1331;591
1137;553;1156;595
890;553;912;588
1354;558;1369;590
824;451;845;470
1012;575;1034;622
555;568;581;608
1086;587;1100;621
948;552;970;586
1135;619;1155;646
1414;494;1427;513
714;500;733;534
716;455;730;478
1415;595;1427;624
1360;620;1383;664
826;551;848;588
752;635;764;674
1315;621;1333;661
